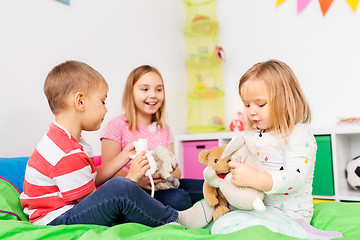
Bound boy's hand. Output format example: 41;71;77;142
120;142;136;163
126;151;150;183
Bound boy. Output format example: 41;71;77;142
20;60;213;228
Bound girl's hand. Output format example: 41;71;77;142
170;166;181;180
229;161;260;188
229;161;273;192
138;172;166;190
126;151;149;183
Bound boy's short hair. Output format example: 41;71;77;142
44;60;107;114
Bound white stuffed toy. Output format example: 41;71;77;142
203;134;265;211
151;146;180;190
131;139;180;197
131;139;157;197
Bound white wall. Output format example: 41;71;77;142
218;0;360;130
0;0;187;157
1;0;360;157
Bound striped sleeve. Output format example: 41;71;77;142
51;152;96;202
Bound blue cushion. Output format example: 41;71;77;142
0;157;29;193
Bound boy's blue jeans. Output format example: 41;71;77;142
150;179;204;211
48;177;178;227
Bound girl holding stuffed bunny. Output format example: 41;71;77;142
211;60;343;239
101;65;204;211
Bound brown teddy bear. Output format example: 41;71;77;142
199;145;231;221
198;134;265;221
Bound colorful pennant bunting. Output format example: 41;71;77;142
298;0;312;13
276;0;359;15
346;0;360;11
276;0;287;6
319;0;334;15
55;0;70;5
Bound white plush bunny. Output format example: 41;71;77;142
151;146;180;190
131;139;157;197
203;134;265;211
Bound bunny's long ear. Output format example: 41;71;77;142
221;135;245;159
242;133;257;155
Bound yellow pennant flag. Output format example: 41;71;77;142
346;0;360;11
276;0;287;6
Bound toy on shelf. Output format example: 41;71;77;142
230;112;247;131
337;117;360;125
214;46;225;61
185;13;218;37
210;115;223;126
230;120;243;132
187;53;222;69
194;74;207;91
198;46;209;55
346;156;360;191
188;73;224;99
192;14;210;22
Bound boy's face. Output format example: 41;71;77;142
81;82;108;131
241;79;272;131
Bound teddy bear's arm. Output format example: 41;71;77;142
203;166;222;188
203;182;219;207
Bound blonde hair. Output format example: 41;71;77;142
44;60;107;114
238;59;311;137
122;65;167;132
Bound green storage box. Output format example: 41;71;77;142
312;135;335;196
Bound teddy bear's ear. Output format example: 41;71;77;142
198;150;210;165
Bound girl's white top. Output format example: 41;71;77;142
252;123;317;223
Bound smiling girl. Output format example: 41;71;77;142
101;65;204;211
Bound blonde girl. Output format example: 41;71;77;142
233;59;314;215
101;65;204;211
211;60;342;239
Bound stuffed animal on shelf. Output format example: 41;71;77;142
151;146;180;190
199;134;265;221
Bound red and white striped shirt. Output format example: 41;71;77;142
20;122;97;225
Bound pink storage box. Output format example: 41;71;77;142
182;140;218;179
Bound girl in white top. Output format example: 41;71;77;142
212;60;342;239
